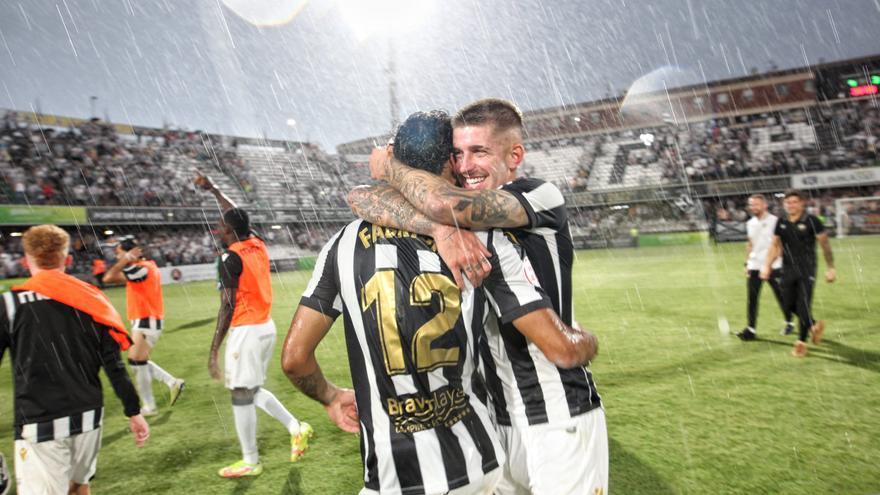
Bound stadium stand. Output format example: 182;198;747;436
1;56;878;277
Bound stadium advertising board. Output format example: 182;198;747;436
158;263;217;285
792;166;880;189
0;205;88;225
714;221;749;242
639;231;709;247
87;207;353;225
567;176;791;206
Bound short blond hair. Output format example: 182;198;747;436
22;224;70;269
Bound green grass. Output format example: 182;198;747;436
1;237;878;494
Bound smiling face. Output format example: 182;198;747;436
783;195;805;218
451;124;523;190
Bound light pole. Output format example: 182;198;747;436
89;96;98;119
339;0;433;131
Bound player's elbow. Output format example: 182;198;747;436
281;347;306;378
346;186;367;211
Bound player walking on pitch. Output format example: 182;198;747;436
761;190;836;357
351;99;607;494
283;111;598;495
0;225;149;495
195;173;313;478
103;236;186;416
737;194;793;340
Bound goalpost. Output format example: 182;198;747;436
835;196;880;238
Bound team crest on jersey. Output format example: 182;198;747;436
18;448;26;461
797;223;807;232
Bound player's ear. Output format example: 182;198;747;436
508;142;524;170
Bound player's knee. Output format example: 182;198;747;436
231;387;258;405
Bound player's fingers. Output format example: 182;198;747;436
450;265;465;290
476;240;491;260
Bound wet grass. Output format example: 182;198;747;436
1;236;877;494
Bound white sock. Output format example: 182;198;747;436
747;327;756;332
232;404;259;464
254;388;300;435
148;360;176;387
133;364;155;410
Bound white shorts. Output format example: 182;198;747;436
131;318;163;348
358;467;501;495
14;428;102;494
224;319;276;390
495;408;608;495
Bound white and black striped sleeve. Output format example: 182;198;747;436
502;177;567;230
0;292;10;366
122;264;149;283
480;230;553;324
299;229;344;319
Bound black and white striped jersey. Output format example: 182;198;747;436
300;220;551;495
0;290;141;442
479;177;602;427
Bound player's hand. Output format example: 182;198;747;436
193;171;215;191
129;414;150;448
368;146;393;181
208;353;222;382
123;247;142;262
825;268;836;283
325;388;359;434
759;266;770;281
433;224;492;289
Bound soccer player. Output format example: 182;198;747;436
736;193;793;340
0;225;149;495
103;236;185;416
350;99;607;494
761;189;836;357
195;173;312;478
282;110;598;495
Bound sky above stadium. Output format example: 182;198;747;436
1;0;879;150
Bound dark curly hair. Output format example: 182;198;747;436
392;110;453;176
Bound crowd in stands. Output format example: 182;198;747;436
549;99;880;192
0;112;208;206
3;98;877;209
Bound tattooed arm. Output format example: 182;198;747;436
369;148;529;229
348;184;493;288
347;184;437;236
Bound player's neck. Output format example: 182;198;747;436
788;211;805;223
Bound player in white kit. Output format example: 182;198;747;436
737;194;792;340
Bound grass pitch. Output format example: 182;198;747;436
1;237;878;494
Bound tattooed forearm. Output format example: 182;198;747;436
348;185;436;236
442;189;521;227
290;368;338;406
